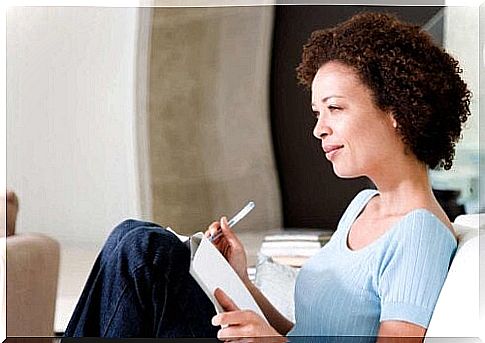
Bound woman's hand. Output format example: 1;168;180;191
212;288;287;342
205;217;250;283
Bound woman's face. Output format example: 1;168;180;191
311;61;402;178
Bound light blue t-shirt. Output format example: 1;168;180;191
288;189;457;339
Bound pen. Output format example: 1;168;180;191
209;201;255;242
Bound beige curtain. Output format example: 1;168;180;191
146;7;282;234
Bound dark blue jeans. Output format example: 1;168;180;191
64;219;219;338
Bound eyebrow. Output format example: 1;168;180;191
311;95;345;107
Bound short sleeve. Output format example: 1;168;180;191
377;210;457;328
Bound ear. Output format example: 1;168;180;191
387;112;398;129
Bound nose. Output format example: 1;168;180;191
312;116;332;140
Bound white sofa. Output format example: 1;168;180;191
425;213;483;340
255;213;484;341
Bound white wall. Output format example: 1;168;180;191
444;6;479;152
430;6;481;213
7;7;143;244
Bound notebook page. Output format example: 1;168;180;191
189;232;266;321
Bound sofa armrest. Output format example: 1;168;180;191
1;233;60;336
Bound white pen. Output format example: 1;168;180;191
209;201;255;242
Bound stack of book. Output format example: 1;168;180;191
259;229;334;267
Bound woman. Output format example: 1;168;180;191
65;11;471;341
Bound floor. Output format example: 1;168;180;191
54;228;269;334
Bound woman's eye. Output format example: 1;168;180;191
312;110;320;119
328;105;341;111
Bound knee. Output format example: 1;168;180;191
107;219;162;246
98;219;165;264
117;226;190;272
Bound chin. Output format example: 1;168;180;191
332;164;363;179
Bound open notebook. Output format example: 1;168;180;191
166;228;266;321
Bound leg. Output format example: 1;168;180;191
64;219;218;337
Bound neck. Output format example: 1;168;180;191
368;157;436;215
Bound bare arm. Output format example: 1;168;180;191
243;278;294;335
376;320;426;343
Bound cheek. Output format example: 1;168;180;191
356;119;392;141
343;125;371;148
344;125;395;160
364;130;401;160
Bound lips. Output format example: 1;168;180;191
323;145;344;154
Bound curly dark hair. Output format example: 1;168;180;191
296;11;471;170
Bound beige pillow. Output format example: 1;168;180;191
254;254;299;322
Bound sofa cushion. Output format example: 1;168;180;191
254;254;299;322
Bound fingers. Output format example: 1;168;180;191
217;325;249;340
212;311;245;327
213;311;279;340
205;216;245;251
213;216;230;241
221;216;230;229
214;288;240;312
219;217;244;246
212;217;229;242
205;221;221;238
205;217;235;242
